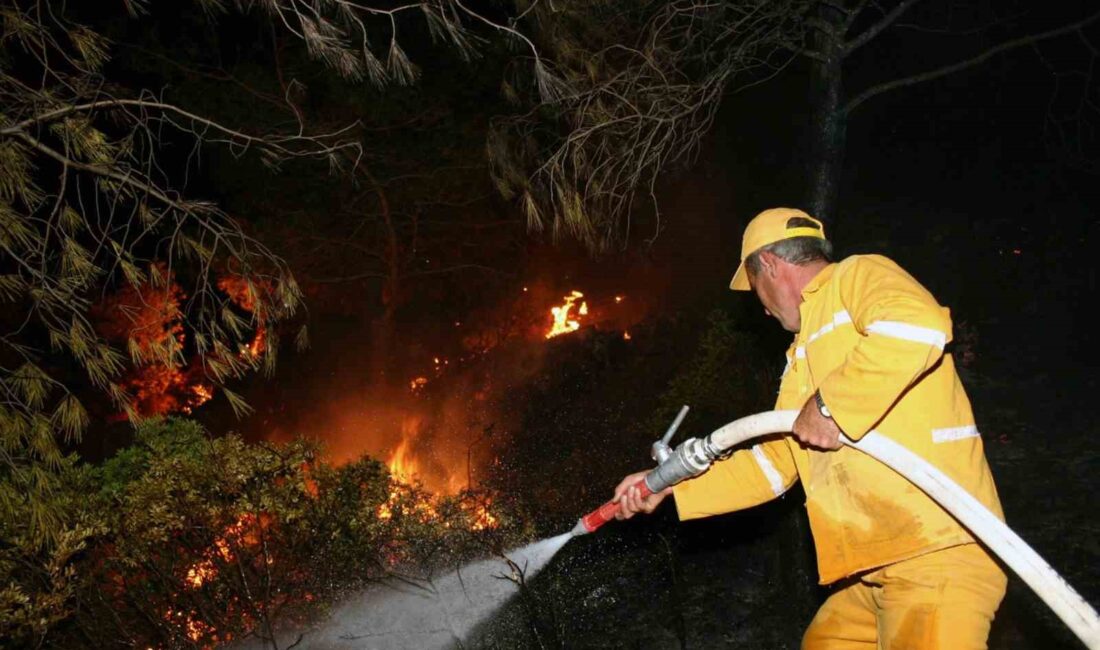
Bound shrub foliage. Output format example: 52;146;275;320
0;418;525;648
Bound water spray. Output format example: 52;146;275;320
573;408;1100;649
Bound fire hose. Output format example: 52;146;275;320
574;408;1100;649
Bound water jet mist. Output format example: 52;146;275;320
233;533;574;649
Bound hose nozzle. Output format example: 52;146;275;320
574;439;730;537
643;435;724;493
572;479;653;535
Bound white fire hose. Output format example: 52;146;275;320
705;410;1100;649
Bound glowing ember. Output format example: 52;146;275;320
239;328;266;359
545;291;588;339
465;500;499;531
218;275;268;361
191;383;214;405
169;514;271;645
181;514;266;589
623;331;632;340
409;376;428;393
185;561;218;589
164;609;217;643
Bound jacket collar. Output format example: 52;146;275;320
800;262;836;300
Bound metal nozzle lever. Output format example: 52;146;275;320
651;405;689;464
573;406;690;536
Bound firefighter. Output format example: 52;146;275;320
615;207;1006;649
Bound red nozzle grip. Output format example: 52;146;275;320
579;479;653;533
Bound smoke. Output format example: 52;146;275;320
231;534;574;649
235;268;652;499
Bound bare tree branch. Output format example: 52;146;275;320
845;8;1100;114
843;0;924;54
490;0;800;251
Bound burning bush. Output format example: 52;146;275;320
22;418;530;649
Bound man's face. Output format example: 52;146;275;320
748;254;802;333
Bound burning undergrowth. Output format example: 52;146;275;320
52;418;533;649
54;277;651;647
254;282;646;505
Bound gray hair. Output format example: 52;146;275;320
745;233;833;278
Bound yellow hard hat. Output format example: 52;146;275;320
729;208;826;291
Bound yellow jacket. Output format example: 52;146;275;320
673;255;1003;584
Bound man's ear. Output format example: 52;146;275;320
758;250;779;277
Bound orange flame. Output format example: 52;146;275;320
182;514;267;589
378;421;438;522
218;275;268;361
164;608;217;643
546;291;588;339
171;514;271;645
387;433;418;484
465;499;499;531
374;419;499;531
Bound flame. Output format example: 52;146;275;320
190;383;214;406
465;499;499;531
185;561;218;589
218;275;268;361
374;419;499;531
91;266;273;420
239;327;266;360
378;422;437;522
182;514;267;589
387;434;418;484
164;609;217;643
545;291;588;339
91;267;217;417
170;513;272;646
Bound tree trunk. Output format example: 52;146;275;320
366;175;400;391
805;6;848;232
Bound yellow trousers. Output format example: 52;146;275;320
802;544;1007;650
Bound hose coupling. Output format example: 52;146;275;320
644;434;725;493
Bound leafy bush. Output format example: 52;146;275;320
0;418;528;648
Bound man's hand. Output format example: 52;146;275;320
792;393;843;450
613;470;673;520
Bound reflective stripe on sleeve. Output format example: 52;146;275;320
865;320;948;349
932;425;980;444
751;445;787;496
807;310;853;344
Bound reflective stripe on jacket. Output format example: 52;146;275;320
673;254;1003;584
